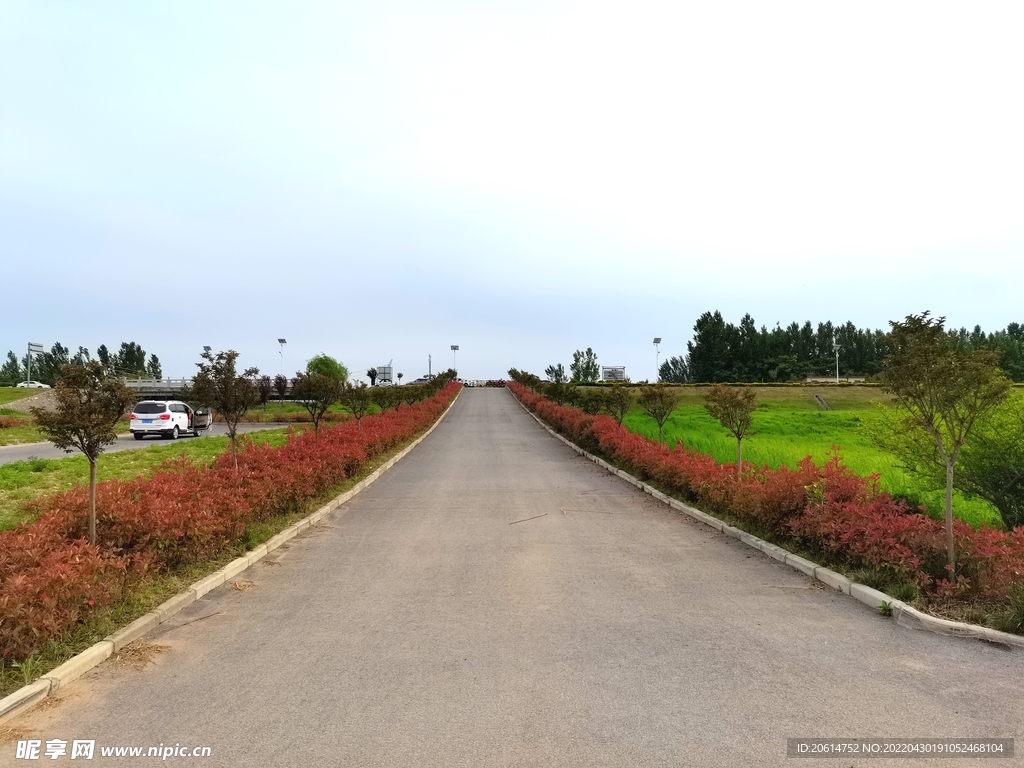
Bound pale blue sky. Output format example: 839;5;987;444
2;1;1022;381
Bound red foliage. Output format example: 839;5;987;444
509;381;1024;601
0;416;30;429
0;383;460;660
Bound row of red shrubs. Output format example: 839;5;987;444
509;382;1024;602
0;416;30;429
0;383;461;661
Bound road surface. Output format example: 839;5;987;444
3;388;1022;766
0;423;288;466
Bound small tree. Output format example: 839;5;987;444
366;367;378;386
258;375;273;412
371;385;397;414
578;387;606;415
570;348;599;383
702;384;757;476
880;312;1011;567
637;384;678;443
397;372;404;384
343;382;372;429
190;349;260;469
604;383;635;426
292;371;344;446
31;362;134;545
308;354;348;382
545;363;567;383
273;373;289;400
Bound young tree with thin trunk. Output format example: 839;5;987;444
638;384;678;443
880;312;1011;568
258;375;273;412
702;384;757;476
366;367;378;386
190;349;260;469
371;385;397;414
273;374;289;400
343;382;372;429
31;362;134;545
604;383;635;426
292;372;345;446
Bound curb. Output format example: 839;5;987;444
0;389;461;727
507;388;1024;651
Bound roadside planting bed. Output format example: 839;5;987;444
622;387;1002;528
509;382;1024;634
0;382;460;692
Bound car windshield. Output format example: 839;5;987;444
133;402;167;414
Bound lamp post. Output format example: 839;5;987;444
278;339;287;375
653;338;662;382
833;334;841;384
451;345;459;374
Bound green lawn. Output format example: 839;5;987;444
0;429;291;530
0;387;39;406
623;387;1003;529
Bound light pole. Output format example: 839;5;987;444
653;338;661;382
833;334;841;384
451;345;459;374
278;339;287;375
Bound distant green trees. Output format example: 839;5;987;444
681;310;1024;383
658;356;688;383
570;348;599;383
0;340;165;386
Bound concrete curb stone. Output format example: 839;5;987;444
507;387;1024;652
0;389;462;726
42;641;113;691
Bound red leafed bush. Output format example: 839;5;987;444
0;416;30;429
508;381;1024;601
0;383;460;661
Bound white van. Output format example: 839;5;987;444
129;400;211;440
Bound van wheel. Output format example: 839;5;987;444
171;426;179;440
133;433;144;441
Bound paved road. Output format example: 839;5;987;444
0;423;288;466
4;389;1023;767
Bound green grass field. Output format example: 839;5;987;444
0;428;292;531
623;386;1003;529
0;387;38;406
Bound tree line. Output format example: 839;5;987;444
659;311;1024;383
1;341;162;386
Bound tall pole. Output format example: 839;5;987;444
833;334;840;384
26;343;31;385
428;354;432;379
451;345;459;374
278;339;287;376
653;338;662;382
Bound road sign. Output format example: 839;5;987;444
28;343;44;354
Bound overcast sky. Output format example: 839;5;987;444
2;1;1021;382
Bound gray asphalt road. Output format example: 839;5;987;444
4;388;1022;767
0;423;287;466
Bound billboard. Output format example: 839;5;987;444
601;366;626;382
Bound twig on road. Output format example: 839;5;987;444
509;513;548;525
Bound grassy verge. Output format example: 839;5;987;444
623;388;1002;528
0;389;43;407
0;430;292;531
0;415;439;699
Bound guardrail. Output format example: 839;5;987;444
120;378;191;392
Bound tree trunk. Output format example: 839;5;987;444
945;461;956;569
658;422;664;443
736;437;743;478
314;424;319;448
230;430;238;470
88;458;97;546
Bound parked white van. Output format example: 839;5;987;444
129;400;211;440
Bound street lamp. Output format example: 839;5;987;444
653;338;662;381
278;339;287;375
833;334;841;384
451;345;459;373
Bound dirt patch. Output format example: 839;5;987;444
2;391;56;414
112;641;169;671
